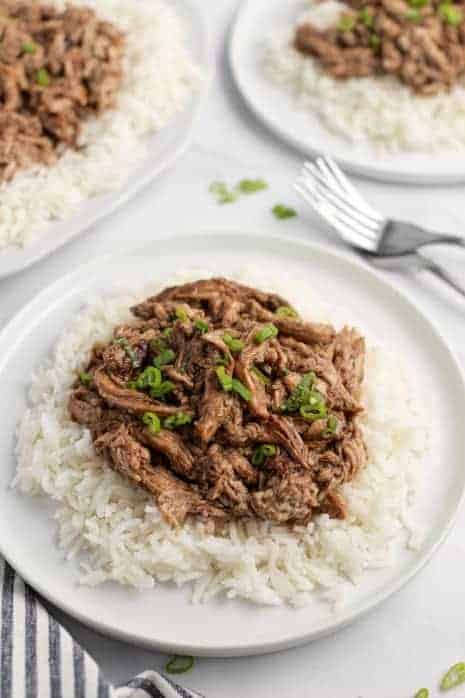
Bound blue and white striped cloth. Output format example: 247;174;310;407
0;560;204;698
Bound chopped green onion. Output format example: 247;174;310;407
165;655;195;675
153;349;176;368
237;179;268;194
151;380;175;400
439;2;463;24
194;319;209;334
252;444;277;467
409;0;428;7
323;414;339;437
214;353;230;366
222;333;244;353
79;371;92;386
276;306;298;318
21;41;36;54
135;366;162;391
36;68;50;86
164;412;192;429
254;324;278;344
299;398;327;422
216;366;233;392
369;33;381;48
162;327;173;338
231;378;252;402
114;337;140;368
405;7;423;20
175;307;189;322
414;690;429;698
209;181;239;205
142;412;161;435
215;366;251;401
359;7;374;26
282;372;316;413
440;663;465;690
337;13;356;31
272;204;297;220
251;366;271;385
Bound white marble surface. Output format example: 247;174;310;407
2;2;465;696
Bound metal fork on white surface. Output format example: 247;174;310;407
295;156;465;298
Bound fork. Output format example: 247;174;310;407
295;156;465;298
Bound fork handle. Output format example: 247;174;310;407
420;254;465;299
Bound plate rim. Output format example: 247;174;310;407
1;230;465;656
229;0;465;185
0;0;213;281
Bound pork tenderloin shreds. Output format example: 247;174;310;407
294;0;465;95
69;278;367;527
0;0;124;183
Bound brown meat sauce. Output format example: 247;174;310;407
295;0;465;95
0;0;124;183
68;278;367;528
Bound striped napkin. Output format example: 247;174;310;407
0;560;203;698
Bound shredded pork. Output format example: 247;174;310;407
68;278;367;527
295;0;465;95
0;0;124;182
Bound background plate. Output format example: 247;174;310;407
0;232;464;656
230;0;465;184
0;0;211;281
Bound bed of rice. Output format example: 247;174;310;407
263;0;465;153
14;269;427;608
0;0;201;250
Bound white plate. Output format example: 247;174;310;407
0;232;464;657
230;0;465;184
0;0;211;281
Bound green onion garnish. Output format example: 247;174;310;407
440;663;465;690
142;412;161;435
359;7;374;26
36;68;50;86
251;444;277;467
275;306;298;318
215;366;251;402
164;412;192;429
237;179;268;194
409;0;428;7
194;319;209;334
22;41;36;54
175;307;189;321
222;333;244;353
209;181;239;205
369;33;381;48
299;399;327;422
79;371;92;386
405;7;422;19
251;366;271;385
114;337;140;368
414;690;429;698
163;327;173;338
323;414;339;436
439;2;463;23
165;655;195;675
153;349;176;368
337;14;356;31
281;372;316;412
135;366;162;391
214;353;230;366
254;324;278;344
151;380;175;399
272;204;297;220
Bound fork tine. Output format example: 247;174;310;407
297;174;379;244
316;157;384;222
302;164;381;234
294;180;378;251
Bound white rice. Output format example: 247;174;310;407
0;0;201;250
14;268;427;608
264;1;465;153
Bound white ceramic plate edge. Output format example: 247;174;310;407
0;0;213;281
